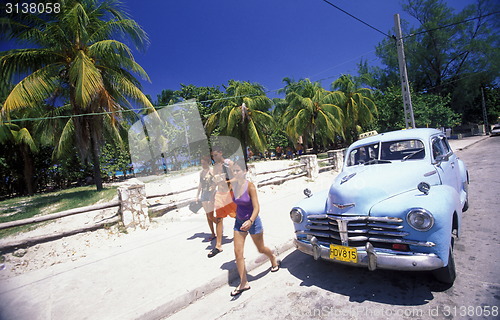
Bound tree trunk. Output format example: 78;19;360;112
21;145;35;196
90;126;103;191
242;126;249;164
241;104;249;164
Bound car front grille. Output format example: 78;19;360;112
304;214;413;249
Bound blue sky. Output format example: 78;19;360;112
125;0;476;102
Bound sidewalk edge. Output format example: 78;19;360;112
136;239;295;320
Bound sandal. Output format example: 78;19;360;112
230;286;251;297
207;248;222;258
271;260;281;272
207;235;216;241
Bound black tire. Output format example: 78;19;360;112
433;240;456;284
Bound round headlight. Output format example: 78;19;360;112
290;208;304;223
406;208;434;231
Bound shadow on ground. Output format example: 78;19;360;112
282;249;452;306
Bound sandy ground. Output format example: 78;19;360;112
0;159;325;280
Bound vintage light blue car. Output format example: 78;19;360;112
290;128;469;284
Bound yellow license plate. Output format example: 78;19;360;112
330;244;358;263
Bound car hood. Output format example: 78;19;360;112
327;161;441;215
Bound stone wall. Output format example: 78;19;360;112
117;179;150;231
299;155;319;179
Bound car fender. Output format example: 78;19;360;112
457;158;469;189
370;185;461;265
456;158;468;183
455;158;469;210
291;189;329;231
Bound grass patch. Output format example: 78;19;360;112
0;186;117;238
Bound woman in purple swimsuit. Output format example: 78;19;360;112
229;160;280;297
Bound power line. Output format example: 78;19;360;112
403;11;500;39
0;109;137;123
318;0;391;38
420;70;491;92
0;93;271;124
306;49;378;80
1;69;488;124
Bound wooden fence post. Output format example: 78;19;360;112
117;180;150;231
299;155;319;180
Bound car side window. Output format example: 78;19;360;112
441;137;452;154
381;139;425;161
432;137;448;160
347;143;379;166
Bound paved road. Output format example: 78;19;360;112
169;136;500;320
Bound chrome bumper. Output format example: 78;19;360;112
294;238;444;271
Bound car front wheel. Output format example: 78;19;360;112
432;238;456;284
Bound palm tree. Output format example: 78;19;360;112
281;78;343;151
331;74;377;144
0;111;40;195
205;80;274;161
1;0;154;191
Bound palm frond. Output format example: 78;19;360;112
103;112;124;146
88;18;149;51
217;105;234;134
0;123;16;143
227;106;241;135
0;48;60;83
251;109;275;128
205;112;220;135
63;2;90;45
105;68;153;110
89;39;132;60
321;104;344;121
69;50;104;109
97;53;150;82
16;127;38;152
2;64;60;115
242;95;272;112
54;118;75;160
34;104;72;145
247;119;266;152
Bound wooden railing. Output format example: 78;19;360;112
0;151;345;251
253;163;307;187
0;201;120;251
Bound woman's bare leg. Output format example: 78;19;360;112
250;233;278;267
233;230;250;289
202;202;215;238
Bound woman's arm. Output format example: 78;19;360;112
240;182;260;231
196;172;202;201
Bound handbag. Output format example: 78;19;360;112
189;200;203;213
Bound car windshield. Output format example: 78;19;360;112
347;139;425;166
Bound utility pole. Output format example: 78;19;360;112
481;86;489;134
394;13;415;129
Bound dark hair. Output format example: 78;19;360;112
211;145;223;153
201;155;212;163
